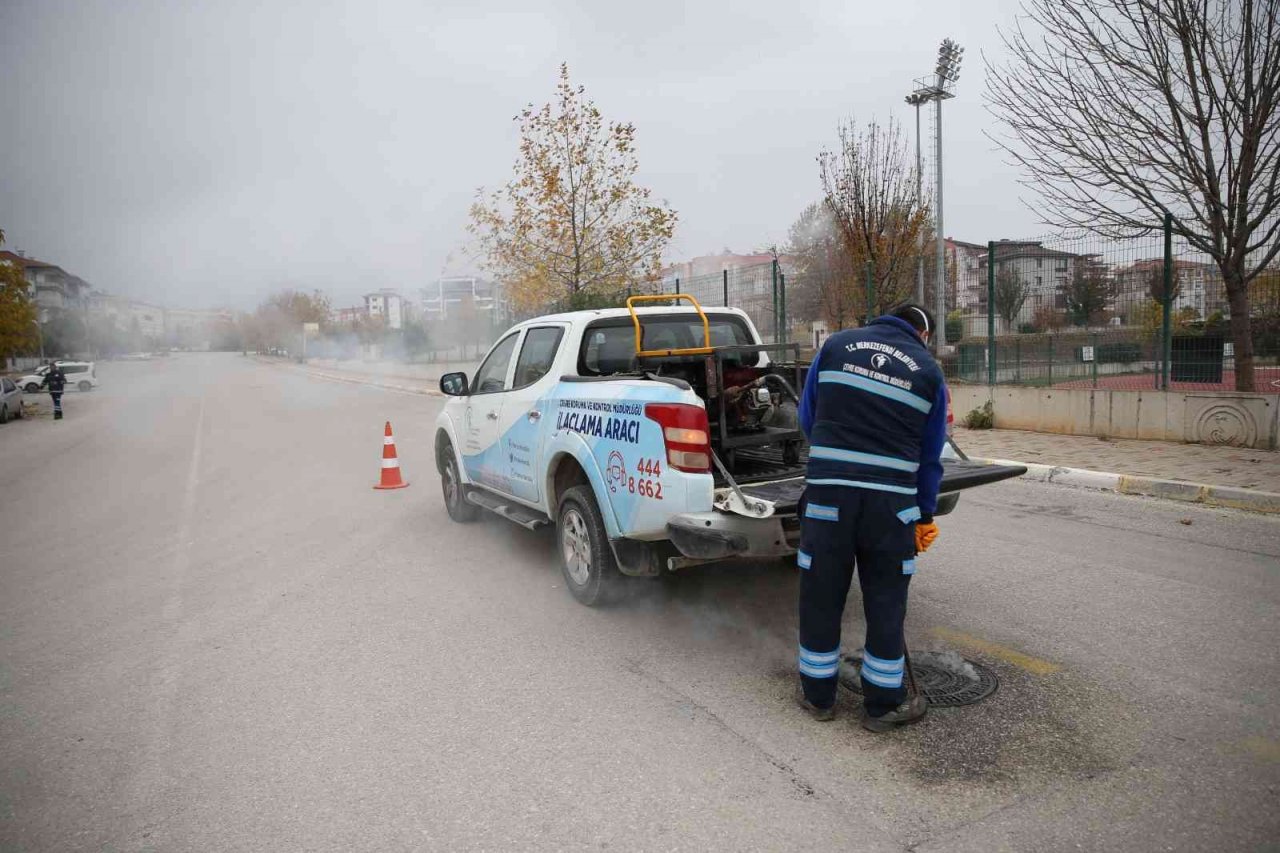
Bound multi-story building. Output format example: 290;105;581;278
946;239;989;312
661;252;783;295
0;250;91;321
164;307;234;349
332;305;365;325
88;291;166;339
976;240;1081;326
1113;258;1225;319
419;277;501;319
363;289;405;330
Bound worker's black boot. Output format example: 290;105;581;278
860;695;927;733
796;692;837;722
54;411;62;420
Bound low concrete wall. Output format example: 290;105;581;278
951;384;1280;450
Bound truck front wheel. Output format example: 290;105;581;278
557;485;624;606
438;440;480;523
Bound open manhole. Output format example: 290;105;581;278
839;650;999;707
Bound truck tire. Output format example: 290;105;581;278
78;381;92;392
557;485;624;606
438;440;480;523
25;382;39;393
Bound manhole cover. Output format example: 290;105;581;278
839;650;999;707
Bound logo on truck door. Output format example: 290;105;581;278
555;399;643;444
606;451;627;493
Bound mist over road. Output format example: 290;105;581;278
1;353;1277;851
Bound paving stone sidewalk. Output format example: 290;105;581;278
954;426;1280;492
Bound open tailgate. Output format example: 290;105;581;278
736;459;1028;515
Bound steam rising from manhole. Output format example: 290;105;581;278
839;650;999;707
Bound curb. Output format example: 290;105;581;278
255;357;444;397
974;457;1280;515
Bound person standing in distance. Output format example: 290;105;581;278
793;304;945;731
41;361;67;420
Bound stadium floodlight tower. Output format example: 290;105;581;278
903;90;930;306
909;38;963;350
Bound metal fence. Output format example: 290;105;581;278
482;216;1278;396
940;217;1279;393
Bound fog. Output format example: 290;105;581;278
0;0;1028;311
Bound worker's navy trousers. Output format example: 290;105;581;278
797;485;919;716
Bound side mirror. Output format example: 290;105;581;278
439;372;470;396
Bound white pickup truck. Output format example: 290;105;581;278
434;298;1023;605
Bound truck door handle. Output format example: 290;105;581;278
527;410;541;422
486;411;499;421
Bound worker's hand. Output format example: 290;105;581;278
915;521;939;554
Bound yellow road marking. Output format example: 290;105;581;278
929;626;1062;676
1240;737;1280;762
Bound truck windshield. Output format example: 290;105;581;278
579;314;759;375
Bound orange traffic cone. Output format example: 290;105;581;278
374;421;410;490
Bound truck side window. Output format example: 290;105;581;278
472;333;520;394
512;327;564;389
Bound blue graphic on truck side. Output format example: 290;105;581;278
461;381;713;539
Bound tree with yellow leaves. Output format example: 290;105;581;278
469;64;677;312
0;229;39;361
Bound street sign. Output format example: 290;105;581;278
303;323;320;333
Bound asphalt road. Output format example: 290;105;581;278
2;353;1278;852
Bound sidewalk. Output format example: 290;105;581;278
954;427;1280;492
955;426;1280;513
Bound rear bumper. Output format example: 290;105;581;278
666;511;797;560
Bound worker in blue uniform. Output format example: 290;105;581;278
794;304;946;732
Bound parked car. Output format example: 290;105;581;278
18;361;99;393
0;377;23;423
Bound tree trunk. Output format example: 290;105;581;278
1225;265;1255;392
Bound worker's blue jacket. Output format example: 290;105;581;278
798;315;948;519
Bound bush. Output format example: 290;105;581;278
1017;322;1039;334
962;400;994;430
946;311;964;342
1254;315;1280;358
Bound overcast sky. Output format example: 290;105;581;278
0;0;1034;310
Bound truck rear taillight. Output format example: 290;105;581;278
644;403;711;473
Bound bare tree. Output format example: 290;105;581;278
987;0;1280;391
818;117;930;318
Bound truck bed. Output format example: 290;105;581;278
719;444;1026;515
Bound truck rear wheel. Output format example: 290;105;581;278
439;440;480;523
557;485;624;606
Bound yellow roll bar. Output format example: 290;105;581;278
626;294;713;358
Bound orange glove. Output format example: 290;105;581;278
915;521;939;554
